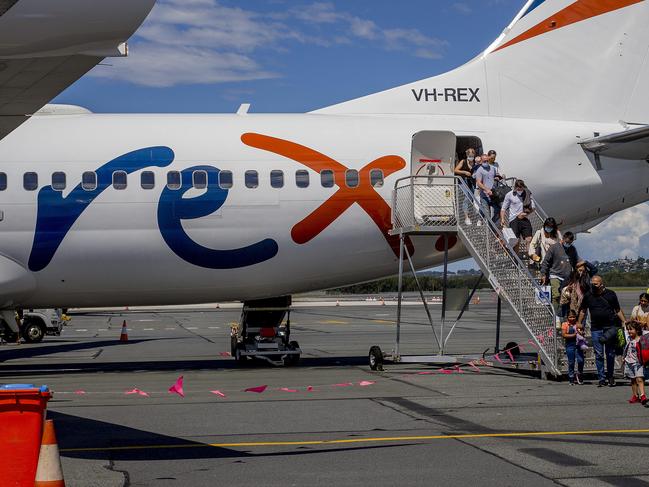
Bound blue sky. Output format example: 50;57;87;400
54;0;648;266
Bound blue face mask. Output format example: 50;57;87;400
563;242;572;248
544;226;553;233
481;162;489;169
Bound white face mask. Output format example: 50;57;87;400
481;162;489;168
468;156;475;162
515;190;523;196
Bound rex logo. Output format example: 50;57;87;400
241;133;413;256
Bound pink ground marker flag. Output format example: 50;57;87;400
306;386;314;392
168;376;185;397
506;349;515;362
245;385;268;393
468;361;481;373
125;388;149;397
358;381;375;386
279;387;298;393
453;365;464;374
210;390;226;397
440;369;453;374
74;390;86;395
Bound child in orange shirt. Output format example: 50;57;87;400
562;310;584;385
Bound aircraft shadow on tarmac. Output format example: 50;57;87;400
0;338;156;363
50;410;407;462
0;354;369;374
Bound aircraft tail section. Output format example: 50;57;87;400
314;0;649;124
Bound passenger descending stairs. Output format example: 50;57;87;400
391;176;563;376
454;180;560;376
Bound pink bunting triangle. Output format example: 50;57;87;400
125;388;149;397
359;381;375;386
168;376;185;397
506;349;515;362
333;382;353;387
210;390;226;397
440;369;453;374
245;385;267;393
493;353;503;364
527;339;539;349
279;387;298;393
517;343;525;352
453;365;464;374
219;352;231;357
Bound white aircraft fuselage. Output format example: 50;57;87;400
0;112;646;308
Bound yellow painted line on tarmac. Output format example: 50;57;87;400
59;428;649;453
320;320;348;324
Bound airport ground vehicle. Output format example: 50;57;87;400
0;309;64;343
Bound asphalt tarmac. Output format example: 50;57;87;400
1;290;648;487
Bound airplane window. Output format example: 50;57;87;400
345;169;359;188
0;172;6;191
245;170;258;189
167;171;181;190
141;171;155;190
193;170;207;189
296;170;309;188
82;171;97;191
219;170;233;189
270;170;284;188
52;172;66;191
113;171;127;190
370;169;384;188
320;170;334;188
23;172;38;191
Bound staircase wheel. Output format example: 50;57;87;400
369;346;384;371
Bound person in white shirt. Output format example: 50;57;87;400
500;179;535;255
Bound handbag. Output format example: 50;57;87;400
491;181;510;205
502;227;518;248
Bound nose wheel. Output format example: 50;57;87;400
369;346;384;371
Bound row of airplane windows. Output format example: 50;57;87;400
0;169;385;192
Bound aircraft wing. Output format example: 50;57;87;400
0;0;156;142
578;125;649;161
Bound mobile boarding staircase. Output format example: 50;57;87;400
372;175;595;378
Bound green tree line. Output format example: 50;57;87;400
327;270;649;294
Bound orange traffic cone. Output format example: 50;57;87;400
34;420;65;487
119;320;128;342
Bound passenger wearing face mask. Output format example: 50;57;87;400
500;179;535;256
455;148;477;225
539;236;574;314
561;231;579;270
578;276;627;387
473;153;501;225
529;217;562;263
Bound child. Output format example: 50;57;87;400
562;310;584;385
623;321;646;404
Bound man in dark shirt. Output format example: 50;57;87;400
577;275;627;386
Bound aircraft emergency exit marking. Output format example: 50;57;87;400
412;88;480;103
241;133;411;257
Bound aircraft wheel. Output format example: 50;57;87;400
234;344;247;363
369;346;383;371
22;320;45;343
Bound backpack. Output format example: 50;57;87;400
491;181;511;205
637;333;649;366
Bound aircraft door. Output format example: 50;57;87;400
411;131;457;224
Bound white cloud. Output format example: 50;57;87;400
89;0;447;87
451;3;473;15
576;203;649;261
